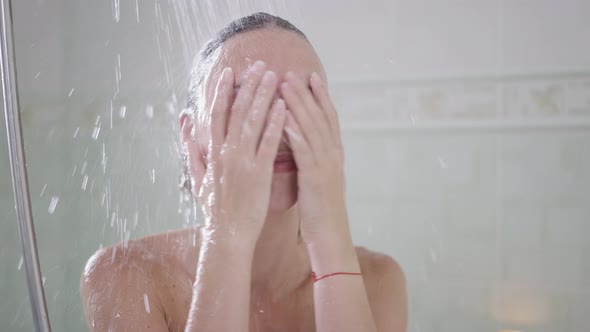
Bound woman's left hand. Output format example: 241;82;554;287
280;71;351;245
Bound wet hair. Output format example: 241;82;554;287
180;12;309;193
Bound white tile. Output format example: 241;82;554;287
443;196;498;247
342;135;406;200
491;283;571;331
567;78;590;116
500;133;584;203
414;283;497;332
544;207;590;249
567;291;590;332
581;247;590;289
502;80;568;117
425;239;498;285
501;247;583;289
403;134;496;200
394;0;500;77
501;204;545;249
331;83;397;125
501;0;590;71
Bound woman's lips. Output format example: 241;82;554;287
274;154;296;173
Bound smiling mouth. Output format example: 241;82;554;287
273;153;296;173
274;153;294;163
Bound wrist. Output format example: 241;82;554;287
200;224;258;253
305;230;360;276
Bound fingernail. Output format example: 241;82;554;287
252;60;265;72
225;67;233;77
285;71;297;81
261;70;276;85
311;72;322;85
221;67;232;84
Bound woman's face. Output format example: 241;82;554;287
195;28;327;212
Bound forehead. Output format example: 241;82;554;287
205;28;324;91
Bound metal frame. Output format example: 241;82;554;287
1;0;51;330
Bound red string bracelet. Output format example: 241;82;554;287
311;271;362;283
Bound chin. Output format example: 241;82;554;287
268;172;298;212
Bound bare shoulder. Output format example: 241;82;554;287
80;227;201;331
354;246;405;284
354;246;408;332
81;226;201;289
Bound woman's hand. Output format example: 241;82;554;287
280;71;351;245
182;61;286;242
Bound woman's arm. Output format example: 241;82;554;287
306;228;378;332
306;227;408;332
279;71;407;332
182;62;287;331
184;231;256;332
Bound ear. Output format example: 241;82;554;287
179;110;207;198
179;110;193;144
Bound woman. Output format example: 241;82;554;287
81;12;407;332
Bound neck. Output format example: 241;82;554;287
250;203;311;302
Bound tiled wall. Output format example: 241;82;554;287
2;0;590;331
2;72;588;331
335;74;590;332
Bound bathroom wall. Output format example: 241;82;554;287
1;0;589;331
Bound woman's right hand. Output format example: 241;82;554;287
183;61;286;242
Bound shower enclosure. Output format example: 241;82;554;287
2;0;590;331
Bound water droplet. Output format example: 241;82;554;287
82;175;89;191
102;144;107;174
110;100;114;129
166;101;175;114
143;293;151;314
113;0;120;23
80;161;87;175
124;231;130;249
119;105;127;118
48;196;59;214
146;105;154;119
68;88;75;97
34;72;41;79
429;248;438;263
92;126;101;140
151;169;156;183
17;256;23;270
73;127;80;138
438;157;448;169
39;184;47;198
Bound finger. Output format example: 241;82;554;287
280;80;314;146
310;72;341;143
242;70;278;154
281;74;328;151
257;98;287;165
285;72;330;137
226;60;266;148
284;109;313;170
210;67;234;160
